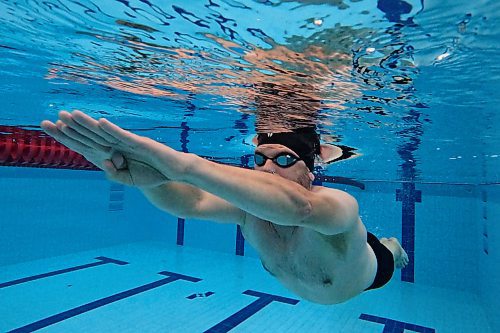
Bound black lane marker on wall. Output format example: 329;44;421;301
177;218;185;245
235;225;245;256
8;271;201;333
396;183;421;283
0;257;128;289
203;290;299;333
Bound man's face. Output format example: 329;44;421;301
253;144;314;189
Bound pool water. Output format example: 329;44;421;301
0;0;499;332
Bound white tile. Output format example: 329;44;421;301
0;242;492;333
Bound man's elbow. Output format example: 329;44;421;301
295;200;313;224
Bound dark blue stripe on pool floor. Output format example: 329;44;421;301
360;313;435;333
204;290;299;333
0;257;128;289
8;271;201;333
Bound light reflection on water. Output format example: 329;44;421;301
0;0;498;183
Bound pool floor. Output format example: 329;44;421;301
0;242;491;332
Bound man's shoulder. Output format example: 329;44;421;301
303;185;360;235
311;185;356;200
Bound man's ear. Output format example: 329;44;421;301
251;135;259;146
242;134;258;147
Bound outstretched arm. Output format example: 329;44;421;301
41;111;245;225
42;111;357;234
96;115;358;233
140;183;246;225
178;155;358;234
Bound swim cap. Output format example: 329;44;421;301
256;127;320;172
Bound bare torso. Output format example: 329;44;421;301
240;202;378;304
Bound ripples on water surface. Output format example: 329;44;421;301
0;0;498;183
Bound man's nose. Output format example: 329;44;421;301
261;158;276;171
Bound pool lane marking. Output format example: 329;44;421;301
235;225;245;256
177;218;185;245
360;314;435;333
396;183;421;283
7;271;202;333
0;257;128;289
203;290;299;333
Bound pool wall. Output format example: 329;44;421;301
478;185;499;331
0;167;176;266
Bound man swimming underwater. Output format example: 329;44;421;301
41;110;408;305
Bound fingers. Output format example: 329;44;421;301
70;111;121;145
55;119;111;152
98;117;143;148
43;110;143;154
40;120;95;156
58;111;116;149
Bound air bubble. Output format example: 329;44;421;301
436;52;450;61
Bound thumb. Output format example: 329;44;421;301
111;152;127;169
102;159;134;186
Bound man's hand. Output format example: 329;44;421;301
41;110;169;187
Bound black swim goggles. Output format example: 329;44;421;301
254;151;302;168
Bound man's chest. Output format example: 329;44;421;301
241;216;373;304
241;216;347;280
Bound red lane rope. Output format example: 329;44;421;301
0;126;99;170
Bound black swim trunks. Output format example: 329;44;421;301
365;232;395;291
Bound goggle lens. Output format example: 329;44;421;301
254;152;300;168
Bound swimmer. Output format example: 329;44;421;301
41;110;409;305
